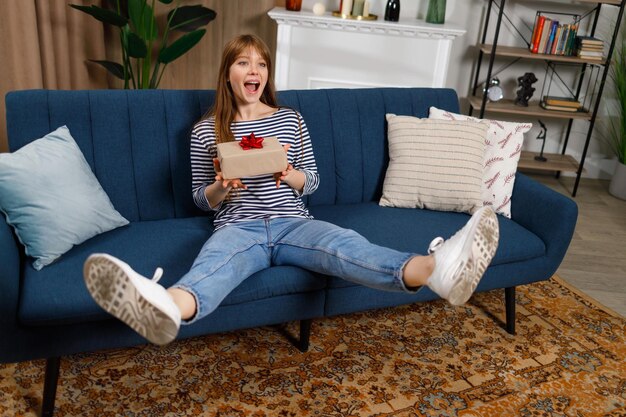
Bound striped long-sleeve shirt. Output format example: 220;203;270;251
190;107;320;230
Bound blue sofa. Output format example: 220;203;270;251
1;88;577;416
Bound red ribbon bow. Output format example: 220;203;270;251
239;133;264;150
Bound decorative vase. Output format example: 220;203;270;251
426;0;446;24
384;0;400;22
609;161;626;200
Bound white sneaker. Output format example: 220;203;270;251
83;254;181;345
426;206;499;306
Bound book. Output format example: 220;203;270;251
577;54;604;61
537;18;553;54
531;12;581;56
544;20;559;54
543;96;581;108
530;15;546;53
577;50;604;60
551;25;562;55
562;25;572;55
565;23;579;56
579;44;604;51
576;35;603;46
540;101;582;112
555;25;564;54
578;50;604;57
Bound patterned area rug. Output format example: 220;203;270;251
1;276;625;417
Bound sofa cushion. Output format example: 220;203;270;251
18;217;326;326
0;126;129;270
309;203;545;289
380;115;488;214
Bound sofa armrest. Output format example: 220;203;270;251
510;173;578;276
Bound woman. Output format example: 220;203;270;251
84;34;499;346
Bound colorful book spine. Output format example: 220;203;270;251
543;96;581;107
544;20;559;54
530;15;546;53
530;12;581;56
551;26;562;55
565;24;578;56
537;18;552;54
556;25;568;55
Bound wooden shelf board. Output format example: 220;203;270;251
518;151;580;172
479;44;607;65
566;0;621;4
468;97;592;120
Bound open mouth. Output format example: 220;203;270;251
244;81;260;93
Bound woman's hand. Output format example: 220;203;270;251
275;163;296;188
274;144;292;188
213;158;247;190
274;144;305;191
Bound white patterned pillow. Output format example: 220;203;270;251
380;115;489;214
429;107;532;218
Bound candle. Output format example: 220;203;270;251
352;0;365;16
313;2;326;15
362;1;370;17
341;0;353;16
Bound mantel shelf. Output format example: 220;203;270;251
479;44;607;65
516;0;621;4
268;8;466;39
468;97;593;120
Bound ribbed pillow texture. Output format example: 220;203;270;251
428;107;532;218
0;126;129;270
380;115;489;214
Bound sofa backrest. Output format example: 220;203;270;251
5;88;459;221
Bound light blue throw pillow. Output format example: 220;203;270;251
0;126;129;270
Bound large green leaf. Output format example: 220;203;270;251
126;32;148;58
158;29;206;63
128;0;158;40
70;5;128;27
88;60;126;80
169;6;216;32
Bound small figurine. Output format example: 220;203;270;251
515;72;538;107
534;119;547;162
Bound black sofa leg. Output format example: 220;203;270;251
42;357;61;417
298;319;312;352
505;287;516;335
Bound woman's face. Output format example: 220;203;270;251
228;47;268;106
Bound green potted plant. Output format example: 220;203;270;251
604;26;626;200
71;0;216;89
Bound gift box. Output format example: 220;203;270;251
217;135;288;179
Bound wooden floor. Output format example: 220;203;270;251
529;173;626;317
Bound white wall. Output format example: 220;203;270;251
297;0;622;179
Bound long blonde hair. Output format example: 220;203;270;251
202;34;278;143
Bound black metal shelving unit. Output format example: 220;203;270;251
468;0;625;196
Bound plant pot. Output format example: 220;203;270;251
609;161;626;200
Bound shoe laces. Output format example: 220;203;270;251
428;217;472;255
428;237;445;254
151;268;164;282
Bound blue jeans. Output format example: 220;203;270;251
172;217;417;324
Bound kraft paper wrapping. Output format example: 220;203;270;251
217;136;288;179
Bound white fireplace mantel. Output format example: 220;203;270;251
268;7;466;90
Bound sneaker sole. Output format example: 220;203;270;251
447;208;500;306
84;255;178;345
